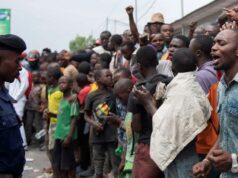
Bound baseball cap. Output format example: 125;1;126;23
27;50;40;62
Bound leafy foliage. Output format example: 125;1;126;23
69;35;95;52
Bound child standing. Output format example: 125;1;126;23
76;73;92;172
84;69;118;178
53;76;79;178
77;73;91;107
107;78;135;177
25;71;43;145
45;63;63;174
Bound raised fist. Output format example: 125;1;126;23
126;6;134;15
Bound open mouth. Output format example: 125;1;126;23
168;53;173;60
211;53;220;65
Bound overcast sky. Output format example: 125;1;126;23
1;0;214;51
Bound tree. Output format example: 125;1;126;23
69;35;95;53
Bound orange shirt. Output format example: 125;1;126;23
160;51;169;60
196;83;219;154
89;82;98;93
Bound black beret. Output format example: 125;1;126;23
0;34;26;54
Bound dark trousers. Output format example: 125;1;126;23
0;173;22;178
25;110;42;144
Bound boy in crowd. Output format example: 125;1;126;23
113;79;133;147
25;71;43;145
120;42;139;79
90;52;100;70
77;73;91;107
53;76;79;178
76;73;92;172
106;78;134;177
150;33;167;61
98;53;112;70
108;34;123;73
113;67;137;85
93;31;111;55
84;69;118;178
160;24;174;47
128;46;172;178
77;63;98;177
45;63;63;174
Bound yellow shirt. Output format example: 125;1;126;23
48;87;63;124
89;82;98;93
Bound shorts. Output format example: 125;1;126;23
48;122;56;150
93;142;119;176
132;143;164;178
52;139;76;171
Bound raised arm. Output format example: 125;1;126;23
126;6;139;42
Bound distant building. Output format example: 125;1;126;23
172;0;238;35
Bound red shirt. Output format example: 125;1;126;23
77;86;91;106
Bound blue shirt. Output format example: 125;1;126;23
217;73;238;178
116;99;127;146
156;46;167;61
0;87;25;175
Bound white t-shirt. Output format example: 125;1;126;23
93;46;110;55
5;67;30;119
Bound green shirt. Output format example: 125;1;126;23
55;98;79;140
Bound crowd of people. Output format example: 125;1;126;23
0;4;238;178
